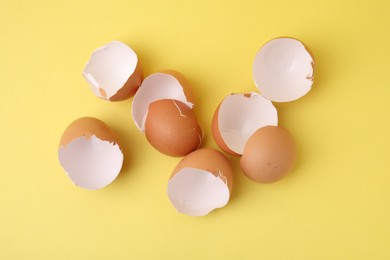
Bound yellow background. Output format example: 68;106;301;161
1;0;389;259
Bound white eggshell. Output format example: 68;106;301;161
253;37;315;102
167;168;230;216
132;72;194;132
215;92;278;155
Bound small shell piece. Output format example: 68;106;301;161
212;92;278;156
83;40;143;101
167;148;233;216
253;37;315;102
58;117;123;190
132;70;195;132
240;126;296;183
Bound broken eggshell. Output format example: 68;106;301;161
83;40;143;101
253;37;315;102
145;99;202;157
132;70;196;132
132;70;201;157
58;117;123;190
212;92;278;156
240;126;296;183
167;148;233;216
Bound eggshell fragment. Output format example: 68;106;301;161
240;126;296;183
83;40;143;101
58;117;123;190
167;148;233;216
145;99;202;157
212;92;278;156
253;37;315;102
132;70;196;132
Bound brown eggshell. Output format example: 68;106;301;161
59;117;121;148
211;103;240;156
240;126;296;183
145;99;202;157
171;148;233;192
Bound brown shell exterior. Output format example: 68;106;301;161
240;126;296;183
145;99;202;157
59;117;121;148
171;148;233;192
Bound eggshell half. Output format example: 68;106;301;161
83;40;143;101
240;126;296;183
212;92;278;156
145;99;202;157
167;148;233;216
58;117;123;190
132;70;196;132
253;37;315;102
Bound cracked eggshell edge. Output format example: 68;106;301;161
131;70;196;132
83;40;143;101
212;92;278;156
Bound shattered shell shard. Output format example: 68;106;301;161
132;70;196;132
168;168;230;216
212;92;278;155
167;149;233;216
253;37;315;102
58;117;123;190
83;40;143;101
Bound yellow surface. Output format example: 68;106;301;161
1;0;389;259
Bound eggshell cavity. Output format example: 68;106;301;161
145;99;202;157
167;148;232;216
212;92;277;155
132;71;195;132
253;37;315;102
58;117;123;190
240;126;296;183
83;40;143;101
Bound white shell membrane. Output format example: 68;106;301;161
132;73;194;131
167;168;230;216
218;93;277;154
253;38;314;102
58;135;123;190
83;40;138;99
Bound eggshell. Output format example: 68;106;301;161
212;92;278;156
145;99;202;157
83;40;143;101
58;117;123;189
240;126;296;183
253;37;315;102
132;70;196;132
167;148;233;216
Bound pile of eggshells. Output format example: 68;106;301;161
58;38;315;216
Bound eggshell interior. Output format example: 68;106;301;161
58;135;123;190
167;168;230;216
214;93;278;155
83;40;142;101
253;37;315;102
167;148;233;216
58;117;123;190
132;71;195;132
